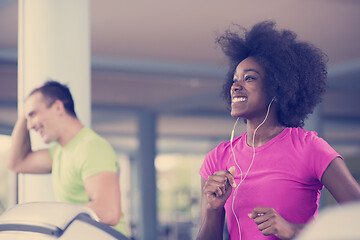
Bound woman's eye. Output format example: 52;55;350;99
232;79;238;84
245;76;256;82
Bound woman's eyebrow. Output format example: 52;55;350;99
243;69;261;75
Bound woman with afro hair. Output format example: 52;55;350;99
197;21;360;240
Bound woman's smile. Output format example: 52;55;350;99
232;96;248;103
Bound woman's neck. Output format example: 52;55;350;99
246;118;285;148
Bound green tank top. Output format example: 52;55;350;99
49;127;127;235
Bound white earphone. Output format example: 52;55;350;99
230;96;275;239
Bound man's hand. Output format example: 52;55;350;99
7;114;52;174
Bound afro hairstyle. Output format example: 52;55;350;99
217;20;328;127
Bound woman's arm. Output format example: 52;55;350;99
321;157;360;202
247;157;360;240
197;178;226;240
197;168;236;240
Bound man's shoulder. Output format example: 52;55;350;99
74;128;118;170
79;127;107;143
77;127;114;152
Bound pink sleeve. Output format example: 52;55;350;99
309;136;343;181
199;141;230;180
199;150;216;181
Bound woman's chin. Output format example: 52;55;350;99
231;111;244;118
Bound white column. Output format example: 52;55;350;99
17;0;90;203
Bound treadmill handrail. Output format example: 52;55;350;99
0;223;62;237
70;214;129;240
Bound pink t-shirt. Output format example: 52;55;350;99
199;127;341;240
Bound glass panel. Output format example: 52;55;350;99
0;135;12;214
155;153;204;240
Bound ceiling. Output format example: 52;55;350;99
0;0;359;156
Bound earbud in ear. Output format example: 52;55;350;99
272;96;277;102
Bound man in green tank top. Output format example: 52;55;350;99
7;80;127;235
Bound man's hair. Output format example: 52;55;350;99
29;80;77;117
217;20;328;127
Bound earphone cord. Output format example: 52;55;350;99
230;98;275;240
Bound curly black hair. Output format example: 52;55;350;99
217;21;328;127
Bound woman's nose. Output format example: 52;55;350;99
231;81;243;92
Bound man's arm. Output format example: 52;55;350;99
83;171;122;226
7;115;52;173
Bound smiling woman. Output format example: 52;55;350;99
218;22;327;128
196;21;360;240
230;57;268;121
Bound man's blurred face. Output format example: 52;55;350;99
24;92;59;143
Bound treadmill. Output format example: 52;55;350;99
0;202;129;240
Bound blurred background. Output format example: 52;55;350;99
0;0;359;239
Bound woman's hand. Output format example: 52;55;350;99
203;166;236;210
197;168;236;240
248;207;305;240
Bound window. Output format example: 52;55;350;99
0;135;13;214
155;153;204;240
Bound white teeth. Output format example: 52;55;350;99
232;97;247;103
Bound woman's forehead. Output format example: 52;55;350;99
234;57;265;77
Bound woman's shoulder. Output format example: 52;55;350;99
286;127;332;153
208;132;246;155
287;127;320;142
200;133;246;177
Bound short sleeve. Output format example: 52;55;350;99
307;135;342;181
199;149;217;181
199;142;228;181
79;138;118;180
